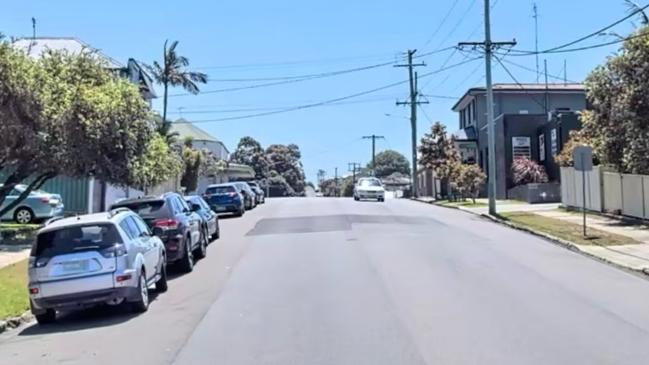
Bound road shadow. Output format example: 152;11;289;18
18;291;161;336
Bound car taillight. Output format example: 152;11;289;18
39;197;50;204
154;218;179;230
100;244;128;258
29;287;39;294
228;192;237;197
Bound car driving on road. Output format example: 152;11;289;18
110;193;206;273
353;177;385;202
204;183;246;216
28;208;167;324
185;195;220;242
0;184;64;224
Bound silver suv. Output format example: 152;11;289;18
28;208;168;324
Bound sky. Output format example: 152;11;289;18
1;0;639;183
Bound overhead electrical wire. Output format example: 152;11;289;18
179;57;481;124
422;0;462;47
494;56;548;111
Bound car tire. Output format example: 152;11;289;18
194;228;207;259
155;258;168;293
211;221;220;241
14;207;34;224
131;271;149;313
354;196;360;201
378;198;385;202
179;237;194;273
34;308;56;325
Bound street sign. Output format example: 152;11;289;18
573;146;593;171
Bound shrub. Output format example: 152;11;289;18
511;158;549;185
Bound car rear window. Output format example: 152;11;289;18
207;186;236;194
112;200;169;218
33;224;122;258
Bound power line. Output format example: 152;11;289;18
181;57;481;124
494;56;548;111
431;0;479;51
501;58;578;83
192;52;398;70
168;60;396;97
422;0;462;47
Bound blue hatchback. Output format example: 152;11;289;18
203;183;245;217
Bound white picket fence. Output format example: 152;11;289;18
561;166;649;219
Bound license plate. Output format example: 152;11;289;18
62;260;89;272
215;206;226;211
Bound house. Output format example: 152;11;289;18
451;83;586;199
11;37;157;213
169;119;230;160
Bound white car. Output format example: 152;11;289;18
28;208;167;324
354;178;386;202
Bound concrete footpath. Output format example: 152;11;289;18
416;197;649;274
0;246;30;270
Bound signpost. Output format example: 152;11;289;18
573;146;593;237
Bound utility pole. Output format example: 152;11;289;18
533;3;539;83
334;167;339;197
348;162;361;185
395;50;427;198
459;0;516;215
362;135;385;176
544;59;549;115
563;59;567;85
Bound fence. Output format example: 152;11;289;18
561;166;649;220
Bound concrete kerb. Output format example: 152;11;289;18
0;310;33;334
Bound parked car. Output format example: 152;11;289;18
185;195;220;242
354;178;385;202
246;181;265;204
204;183;246;217
28;208;167;324
0;184;64;224
233;182;257;210
110;193;205;273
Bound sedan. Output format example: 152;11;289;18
186;195;220;242
0;184;64;224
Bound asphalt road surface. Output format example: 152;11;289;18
2;198;649;364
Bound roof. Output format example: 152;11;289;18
452;83;585;111
40;211;129;232
12;37;123;69
170;120;222;143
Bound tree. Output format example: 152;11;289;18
268;170;294;196
152;114;179;146
230;136;270;180
129;134;183;193
340;177;355;197
0;43;153;216
575;25;649;174
555;130;600;167
266;144;306;194
369;150;411;178
419;122;460;180
180;138;202;193
146;40;207;130
451;164;486;203
511;158;549;186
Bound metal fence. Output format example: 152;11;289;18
561;167;649;219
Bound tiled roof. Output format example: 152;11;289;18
12;37;123;68
170;119;222;143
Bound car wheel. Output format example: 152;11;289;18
34;308;56;324
194;228;207;259
14;207;34;224
378;198;385;202
211;221;220;240
131;271;149;313
179;237;194;273
155;258;168;293
354;196;360;201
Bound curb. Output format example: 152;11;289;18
0;311;33;335
410;198;462;210
478;213;649;278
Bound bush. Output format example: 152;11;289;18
511;158;548;185
450;163;486;202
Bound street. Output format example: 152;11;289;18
2;198;649;364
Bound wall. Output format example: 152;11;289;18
40;176;90;214
560;166;602;211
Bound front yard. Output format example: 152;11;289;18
500;212;640;246
0;259;29;319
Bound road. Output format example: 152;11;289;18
2;198;649;364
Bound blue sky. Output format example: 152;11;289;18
1;0;639;183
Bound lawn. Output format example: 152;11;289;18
0;259;29;319
0;223;40;234
436;200;488;208
499;212;640;246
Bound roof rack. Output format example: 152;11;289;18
44;216;66;226
108;207;131;218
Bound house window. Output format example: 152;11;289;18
539;134;546;162
512;137;531;160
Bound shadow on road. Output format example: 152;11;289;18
18;291;161;336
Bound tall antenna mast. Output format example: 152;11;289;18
31;17;36;40
533;3;539;83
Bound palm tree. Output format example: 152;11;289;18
147;40;207;130
625;0;649;26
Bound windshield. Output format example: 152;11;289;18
33;224;122;258
206;186;236;194
359;180;381;187
111;200;168;218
